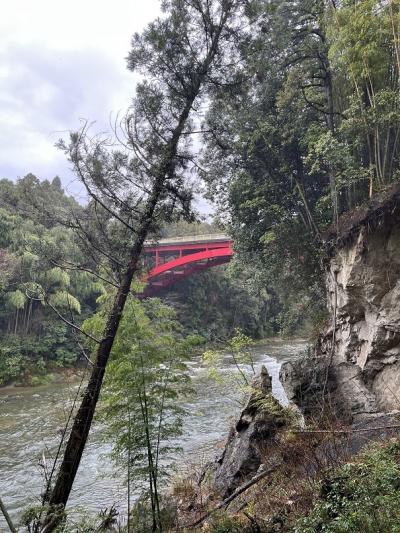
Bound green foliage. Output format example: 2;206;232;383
6;289;26;310
162;263;280;341
45;267;70;289
48;291;81;314
0;351;25;384
0;319;80;385
0;176;103;384
208;512;250;533
129;496;178;533
252;391;297;423
203;329;256;402
86;295;195;529
295;440;400;532
327;0;400;189
329;0;394;84
201;0;400;333
203;0;329;332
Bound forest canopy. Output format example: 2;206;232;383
2;0;400;382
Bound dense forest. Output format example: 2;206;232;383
0;176;100;384
3;0;400;385
202;0;400;329
0;178;278;385
1;0;400;531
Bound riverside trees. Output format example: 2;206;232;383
87;296;194;531
0;177;101;385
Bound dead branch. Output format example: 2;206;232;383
187;462;279;528
293;424;400;435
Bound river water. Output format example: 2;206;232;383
0;338;307;527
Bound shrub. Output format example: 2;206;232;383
208;511;249;533
295;440;400;533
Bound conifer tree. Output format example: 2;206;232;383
43;1;244;527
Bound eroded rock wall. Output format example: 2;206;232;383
281;221;400;421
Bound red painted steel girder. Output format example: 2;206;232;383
139;243;234;298
148;247;233;279
140;255;231;298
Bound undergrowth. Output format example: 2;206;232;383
191;437;400;533
295;439;400;533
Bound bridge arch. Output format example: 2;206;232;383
139;234;233;298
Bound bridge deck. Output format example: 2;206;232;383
144;233;230;248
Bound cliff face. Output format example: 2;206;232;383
282;190;400;421
201;192;400;505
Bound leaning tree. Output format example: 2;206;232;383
40;0;244;529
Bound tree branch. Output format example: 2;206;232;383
45;299;100;344
187;462;279;528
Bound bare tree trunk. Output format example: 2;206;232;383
14;309;19;334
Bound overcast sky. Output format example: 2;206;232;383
0;0;161;199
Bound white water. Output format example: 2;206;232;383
0;338;307;527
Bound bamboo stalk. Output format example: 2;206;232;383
389;0;400;77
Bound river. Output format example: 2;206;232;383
0;338;307;527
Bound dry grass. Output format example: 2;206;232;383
167;410;400;532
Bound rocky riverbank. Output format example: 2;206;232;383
281;185;400;424
185;188;400;530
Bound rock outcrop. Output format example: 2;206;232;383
281;186;400;422
203;188;400;503
210;366;287;498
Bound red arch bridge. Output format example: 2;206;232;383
139;234;233;298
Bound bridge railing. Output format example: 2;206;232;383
144;233;231;246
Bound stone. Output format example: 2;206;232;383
210;366;285;498
281;206;400;422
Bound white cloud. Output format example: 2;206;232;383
0;0;160;188
1;0;160;54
